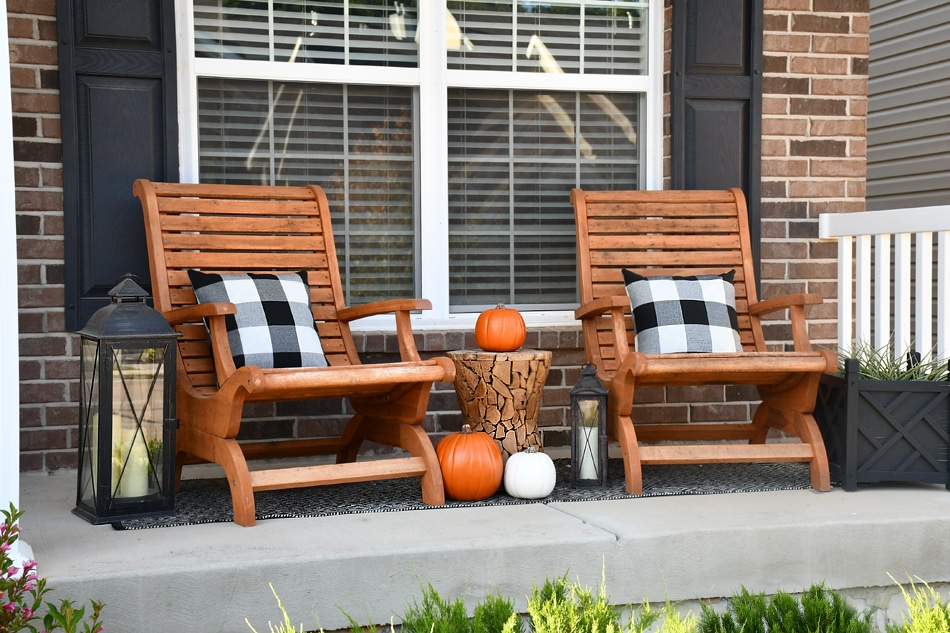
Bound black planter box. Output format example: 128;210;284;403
814;358;950;491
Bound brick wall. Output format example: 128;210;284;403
759;0;869;348
10;2;869;472
9;0;72;471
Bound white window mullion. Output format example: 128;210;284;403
177;0;200;182
417;2;451;323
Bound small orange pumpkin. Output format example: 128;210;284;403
436;424;503;501
475;303;526;352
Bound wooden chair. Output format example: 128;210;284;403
571;187;835;494
134;179;455;526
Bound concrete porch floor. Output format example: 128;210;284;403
18;469;950;633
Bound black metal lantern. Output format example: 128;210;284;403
570;363;609;487
73;275;180;524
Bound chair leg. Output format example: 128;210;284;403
793;411;831;491
613;413;644;495
178;426;257;526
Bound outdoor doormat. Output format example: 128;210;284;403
114;459;816;530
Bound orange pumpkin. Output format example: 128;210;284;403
436;424;503;501
475;304;526;352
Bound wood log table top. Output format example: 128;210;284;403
446;349;552;458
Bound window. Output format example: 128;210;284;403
179;1;661;328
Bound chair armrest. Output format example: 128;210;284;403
747;293;823;317
164;303;239;382
337;298;433;363
336;298;432;322
574;295;629;321
163;303;236;326
575;295;632;362
748;293;823;353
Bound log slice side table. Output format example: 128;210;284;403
446;349;552;459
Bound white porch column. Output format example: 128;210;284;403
0;1;29;562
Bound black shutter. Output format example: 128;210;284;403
671;0;763;270
58;0;178;330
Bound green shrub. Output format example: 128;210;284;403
526;572;661;633
886;576;950;633
697;583;872;633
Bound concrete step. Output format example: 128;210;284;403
18;471;950;633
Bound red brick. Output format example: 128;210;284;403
811;158;866;178
20;334;66;358
46;358;78;380
13;139;61;163
763;55;788;73
18;311;45;333
44;214;65;236
667;385;726;403
19;452;44;471
811;200;867;214
761;240;808;260
813;35;869;55
763;33;812;54
762;138;788;157
8;43;58;65
789;56;849;75
19;381;68;405
17;285;65;309
45;451;79;472
813;0;870;11
37;18;58;42
813;77;867;96
848;179;866;197
850;97;868;116
17;237;64;259
762;117;808;136
7;16;35;39
788;179;846;198
40;117;61;139
790;98;848;116
11;91;60;114
14;165;40;187
761;200;809;219
763;14;789;31
15;189;63;211
790;139;847;157
761;180;788;198
852;56;869;75
690;403;750;423
809;118;866;136
41;166;63;187
8;0;57;15
765;0;811;10
851;138;867;157
9;66;36;89
792;14;850;33
762;158;808;177
762;96;788;115
852;15;870;35
17;263;42;284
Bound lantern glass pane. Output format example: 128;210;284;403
575;397;601;480
78;337;100;508
111;346;166;499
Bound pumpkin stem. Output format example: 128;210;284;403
525;445;540;453
495;303;506;309
461;424;473;434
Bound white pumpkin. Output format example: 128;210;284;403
503;447;556;499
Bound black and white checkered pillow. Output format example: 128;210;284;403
188;270;328;369
622;269;742;354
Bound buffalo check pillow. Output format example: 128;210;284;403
188;270;328;370
622;269;742;354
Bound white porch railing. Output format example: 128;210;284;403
819;205;950;362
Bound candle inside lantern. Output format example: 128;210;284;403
117;426;149;498
577;399;600;480
578;423;599;480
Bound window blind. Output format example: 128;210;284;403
194;0;419;67
448;89;639;311
197;78;416;304
447;1;646;74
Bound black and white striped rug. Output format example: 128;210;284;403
114;459;815;530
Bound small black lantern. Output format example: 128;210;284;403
570;363;609;487
73;275;180;524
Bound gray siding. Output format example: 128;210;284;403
867;0;950;210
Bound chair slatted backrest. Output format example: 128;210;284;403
572;188;767;376
136;181;359;395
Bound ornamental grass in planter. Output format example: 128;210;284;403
814;343;950;491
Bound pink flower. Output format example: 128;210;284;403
23;559;36;571
5;565;18;576
2;602;15;612
21;606;33;618
0;542;9;552
24;582;35;591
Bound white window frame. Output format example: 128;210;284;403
175;1;664;331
